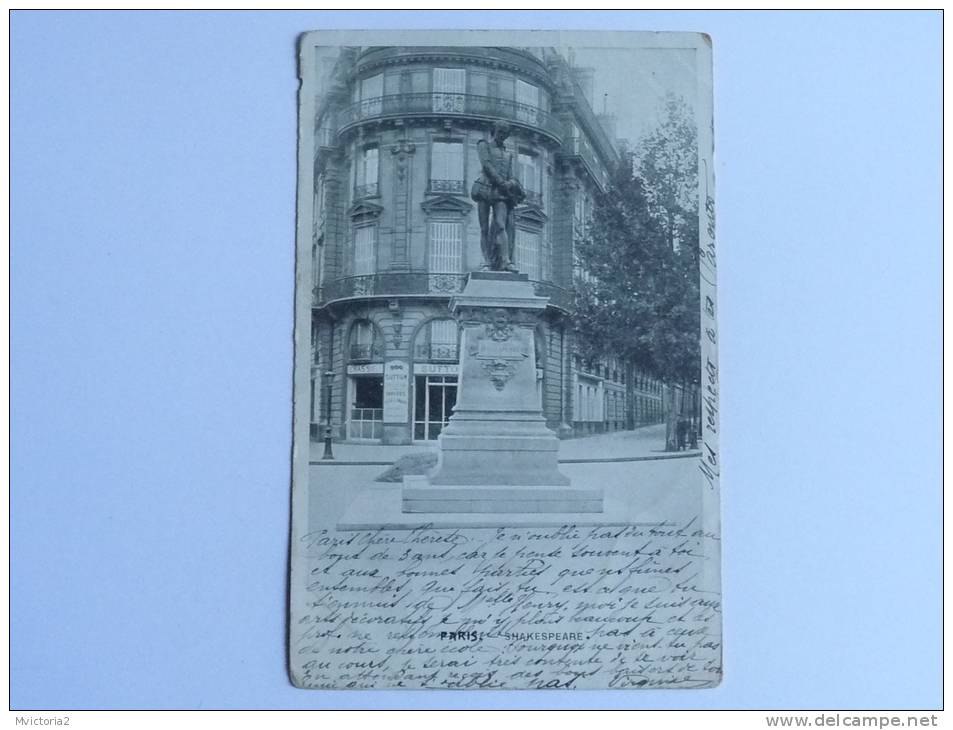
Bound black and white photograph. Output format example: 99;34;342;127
290;30;719;691
11;8;942;718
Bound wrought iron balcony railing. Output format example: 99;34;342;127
321;273;468;301
428;178;465;195
337;93;564;142
349;343;384;362
414;343;460;362
316;273;574;313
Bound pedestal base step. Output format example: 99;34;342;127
401;476;603;514
336;485;624;531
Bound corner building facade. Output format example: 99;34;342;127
307;46;663;444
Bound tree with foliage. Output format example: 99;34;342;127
638;94;699;254
573;94;700;450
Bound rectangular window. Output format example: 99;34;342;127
428;221;463;273
433;68;465;113
411;70;428;93
515;228;540;280
517;150;541;193
353;225;376;275
469;72;487;98
314;176;325;221
430;141;464;194
517;151;541;205
311;241;319;295
355;146;378;197
497;76;514;102
360;74;382;116
383;72;400;96
516;79;540;123
541;235;552;281
488;75;500;100
315;236;325;289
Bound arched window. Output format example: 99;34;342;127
348;320;381;362
414;319;459;362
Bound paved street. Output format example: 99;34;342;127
309;423;699;465
306;424;704;527
308;450;702;528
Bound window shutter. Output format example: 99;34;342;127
360;74;382;116
428;221;462;273
515;229;540;280
515;80;539;123
434;68;465;94
433;68;465;112
431;142;464;190
354;226;375;275
430;320;457;345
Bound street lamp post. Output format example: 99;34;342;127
322;369;335;460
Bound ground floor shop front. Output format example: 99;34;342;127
341;363;462;443
332;360;550;444
312;359;662;444
309;302;665;444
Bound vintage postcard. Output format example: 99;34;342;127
290;30;720;690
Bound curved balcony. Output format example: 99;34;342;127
321;273;468;303
316;273;574;313
336;93;564;145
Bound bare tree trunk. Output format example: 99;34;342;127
625;359;635;430
664;384;679;451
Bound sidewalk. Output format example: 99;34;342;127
310;423;700;464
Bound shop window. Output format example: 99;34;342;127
414;375;457;441
348;376;383;440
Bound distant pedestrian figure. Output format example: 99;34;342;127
676;417;688;451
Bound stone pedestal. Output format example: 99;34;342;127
401;272;603;514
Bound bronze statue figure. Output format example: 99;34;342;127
471;121;525;272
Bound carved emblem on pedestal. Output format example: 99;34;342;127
467;309;528;391
485;309;514;342
482;358;517;391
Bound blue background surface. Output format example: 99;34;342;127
10;10;942;709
